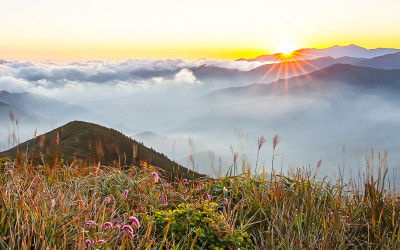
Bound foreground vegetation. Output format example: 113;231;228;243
0;152;399;249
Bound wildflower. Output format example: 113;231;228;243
222;198;229;206
163;195;168;206
122;225;134;233
273;134;281;150
129;216;141;228
151;172;159;183
258;136;266;150
183;178;188;183
85;239;94;246
98;239;105;245
103;222;113;231
317;158;323;168
128;231;134;239
205;194;211;202
123;190;129;200
113;220;121;228
84;220;96;228
197;183;203;190
104;196;112;204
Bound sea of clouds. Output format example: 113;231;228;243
0;58;399;181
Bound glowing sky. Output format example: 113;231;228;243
1;0;399;61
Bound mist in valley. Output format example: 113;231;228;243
0;50;399;182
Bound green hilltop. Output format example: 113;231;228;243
1;120;201;180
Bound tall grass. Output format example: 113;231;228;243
0;148;399;249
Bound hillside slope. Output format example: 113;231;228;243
1;120;201;179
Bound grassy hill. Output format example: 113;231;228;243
1;120;201;179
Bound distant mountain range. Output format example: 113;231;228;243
354;51;400;69
191;48;400;86
1;121;201;179
0;90;95;124
208;64;400;98
1;44;399;176
238;45;400;62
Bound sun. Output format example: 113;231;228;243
276;44;297;55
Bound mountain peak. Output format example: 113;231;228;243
1;120;202;180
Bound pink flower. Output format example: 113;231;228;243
84;220;96;228
98;239;105;244
163;195;168;206
122;225;135;240
129;216;141;228
197;183;203;190
222;198;229;206
103;222;113;230
113;220;121;228
85;239;95;246
122;224;134;233
104;196;112;204
123;190;129;200
205;194;211;202
152;172;159;183
183;178;188;183
122;225;133;232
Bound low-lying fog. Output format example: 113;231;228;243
0;58;399;184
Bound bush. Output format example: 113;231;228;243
154;202;254;249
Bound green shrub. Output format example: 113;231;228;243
154;202;254;249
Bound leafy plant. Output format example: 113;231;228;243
154;202;254;249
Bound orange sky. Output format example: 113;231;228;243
1;0;399;62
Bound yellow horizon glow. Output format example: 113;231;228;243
0;0;399;62
2;38;400;62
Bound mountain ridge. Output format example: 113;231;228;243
239;45;400;62
208;63;400;97
1;120;202;179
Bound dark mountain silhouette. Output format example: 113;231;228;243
1;121;202;179
355;51;400;69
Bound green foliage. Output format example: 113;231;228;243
154;202;254;249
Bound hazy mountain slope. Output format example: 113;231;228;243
0;101;40;124
209;64;400;97
1;121;202;179
166;63;400;174
0;90;95;123
191;57;366;86
355;51;400;69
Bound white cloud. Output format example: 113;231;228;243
0;58;267;90
0;76;33;92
